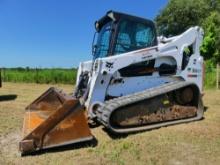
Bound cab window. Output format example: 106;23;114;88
114;20;156;55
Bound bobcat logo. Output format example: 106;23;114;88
106;62;114;69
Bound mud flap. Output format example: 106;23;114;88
19;87;93;154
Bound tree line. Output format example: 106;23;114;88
155;0;220;66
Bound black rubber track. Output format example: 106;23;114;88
96;80;204;134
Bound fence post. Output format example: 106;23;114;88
217;63;219;90
0;68;2;87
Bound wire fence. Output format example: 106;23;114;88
205;66;217;89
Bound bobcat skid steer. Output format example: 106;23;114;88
19;11;205;154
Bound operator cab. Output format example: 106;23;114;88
93;11;157;59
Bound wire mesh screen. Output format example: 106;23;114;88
114;20;155;55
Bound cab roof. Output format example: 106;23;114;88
95;10;155;32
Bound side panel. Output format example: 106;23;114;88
106;76;176;97
180;55;204;92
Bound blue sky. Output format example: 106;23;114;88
0;0;168;68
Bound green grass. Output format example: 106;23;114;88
1;67;218;88
0;83;220;164
205;67;217;89
1;68;77;84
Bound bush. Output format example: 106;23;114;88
1;68;77;84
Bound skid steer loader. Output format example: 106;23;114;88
19;11;205;154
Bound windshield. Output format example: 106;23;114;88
93;19;156;59
94;21;112;59
114;19;156;55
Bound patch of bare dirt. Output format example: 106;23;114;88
0;130;21;163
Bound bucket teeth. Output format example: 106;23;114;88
20;87;93;154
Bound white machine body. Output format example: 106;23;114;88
75;26;204;118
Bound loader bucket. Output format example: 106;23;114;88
19;87;93;154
